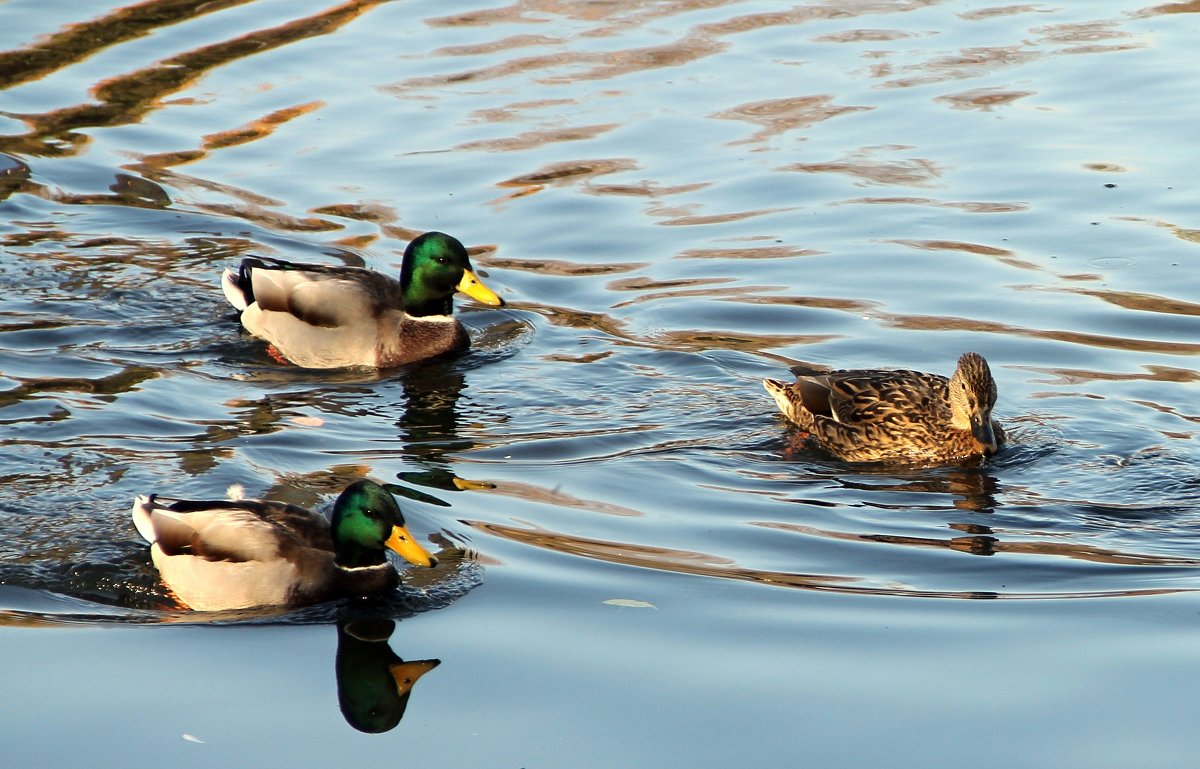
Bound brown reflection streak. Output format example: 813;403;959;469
459;480;645;517
935;88;1033;111
485;258;648;276
658;207;794;226
464;520;1185;600
608;276;731;292
647;329;837;353
1059;288;1200;318
782;151;943;187
726;294;880;314
883;313;1200;355
1137;1;1200;15
812;29;921;43
588;181;710;198
498;159;638;188
888;239;1012;257
470;98;577;124
0;0;252;91
311;202;399;224
610;283;775;309
459;123;619;152
437;34;563;57
714;96;872;145
958;5;1047;21
1022;365;1200;386
676;245;824;260
756;520;1200;568
531;303;836;353
887;238;1044;271
882;46;1039;89
398;34;726;89
1130;400;1200;426
1034;21;1133;46
4;0;385;158
845;197;1028;213
409;1;939;92
134;102;324;176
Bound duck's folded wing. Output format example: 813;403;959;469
288;279;385;327
149;507;286;563
247;268;378;328
825;370;936;425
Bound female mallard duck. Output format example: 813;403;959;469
762;352;1005;464
220;231;504;368
131;480;437;611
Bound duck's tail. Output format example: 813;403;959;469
221;259;262;312
130;494;158;544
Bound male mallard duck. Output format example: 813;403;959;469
220;231;505;368
131;480;437;611
762;352;1005;464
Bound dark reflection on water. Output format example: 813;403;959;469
462;517;1191;601
335;617;440;734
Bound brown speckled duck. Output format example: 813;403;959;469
131;480;436;611
763;352;1005;464
221;231;504;369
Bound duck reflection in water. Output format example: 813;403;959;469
336;618;440;734
392;360;498;505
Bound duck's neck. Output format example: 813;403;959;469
335;541;388;569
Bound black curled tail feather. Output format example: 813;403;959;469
222;256;276;311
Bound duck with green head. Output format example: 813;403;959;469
221;231;505;368
131;480;437;611
763;351;1006;464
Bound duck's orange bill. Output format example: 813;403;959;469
386;525;436;567
457;269;504;306
388;659;441;696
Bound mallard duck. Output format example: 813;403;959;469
221;231;505;368
762;351;1005;464
131;480;437;611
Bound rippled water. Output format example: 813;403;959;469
3;0;1200;765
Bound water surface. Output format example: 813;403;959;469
2;0;1199;766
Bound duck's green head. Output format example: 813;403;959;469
331;480;437;569
948;352;1000;455
399;231;504;317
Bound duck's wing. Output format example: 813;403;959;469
238;258;402;328
822;369;948;425
133;496;330;562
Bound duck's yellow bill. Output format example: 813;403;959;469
388;659;441;696
457;269;504;306
452;476;495;491
386;525;436;567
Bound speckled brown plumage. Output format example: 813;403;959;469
763;352;1005;464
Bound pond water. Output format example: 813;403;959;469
2;0;1199;765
